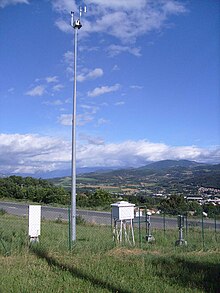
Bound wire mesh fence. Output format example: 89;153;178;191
0;202;219;256
132;207;220;251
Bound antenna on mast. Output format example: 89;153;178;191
79;5;87;18
71;11;74;27
70;5;86;29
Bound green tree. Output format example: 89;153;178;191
76;193;89;207
159;194;188;215
88;189;112;207
188;200;202;215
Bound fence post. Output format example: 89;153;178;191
163;212;166;236
68;206;71;251
214;214;217;241
185;211;188;236
201;211;205;250
139;207;141;248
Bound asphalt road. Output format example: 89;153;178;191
0;201;111;225
0;201;219;230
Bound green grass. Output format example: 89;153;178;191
0;214;219;293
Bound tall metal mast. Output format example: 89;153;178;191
70;7;85;244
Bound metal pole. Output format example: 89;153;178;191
70;9;84;245
68;205;71;250
71;24;78;243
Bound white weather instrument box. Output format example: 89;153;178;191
111;201;135;220
28;205;41;238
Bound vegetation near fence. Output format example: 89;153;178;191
1;176;220;218
0;176;70;205
0;212;219;292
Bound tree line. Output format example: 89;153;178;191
0;176;219;217
0;176;70;205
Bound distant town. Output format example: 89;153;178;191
51;160;220;210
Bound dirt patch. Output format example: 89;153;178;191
106;247;162;258
185;249;220;257
106;247;143;257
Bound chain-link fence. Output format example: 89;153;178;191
0;202;219;256
132;207;220;250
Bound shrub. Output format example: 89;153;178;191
0;208;7;216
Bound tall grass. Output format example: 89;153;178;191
0;213;219;293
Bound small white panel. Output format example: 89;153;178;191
28;205;41;237
119;206;134;220
111;201;135;220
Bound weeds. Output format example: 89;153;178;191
76;215;86;225
0;214;219;293
0;208;7;216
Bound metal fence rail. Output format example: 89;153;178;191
0;201;219;253
1;201;219;230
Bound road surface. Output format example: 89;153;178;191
0;201;219;230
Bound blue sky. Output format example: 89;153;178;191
0;0;219;176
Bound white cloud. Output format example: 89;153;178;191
76;140;220;168
88;83;120;97
80;104;99;114
77;68;103;82
107;45;141;57
130;85;143;90
114;101;125;106
25;85;46;96
0;0;29;8
88;0;146;10
58;112;95;126
46;76;59;83
63;50;74;77
55;19;72;33
63;53;104;82
58;104;99;127
51;0;77;14
97;118;109;126
7;87;14;93
79;45;99;53
79;133;104;145
42;99;63;106
79;104;99;125
52;84;64;91
77;113;94;126
112;65;120;71
63;50;74;64
0;133;70;174
0;134;219;174
58;114;72;126
163;1;187;14
52;0;187;44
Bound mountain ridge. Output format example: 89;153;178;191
1;160;219;180
137;159;205;171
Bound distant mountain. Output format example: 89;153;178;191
137;160;204;171
0;166;121;179
1;160;218;181
49;160;220;191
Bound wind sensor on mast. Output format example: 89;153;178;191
71;5;86;29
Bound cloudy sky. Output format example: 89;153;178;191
0;0;219;176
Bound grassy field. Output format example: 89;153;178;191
0;213;219;293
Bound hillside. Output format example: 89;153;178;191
49;160;220;196
137;159;204;170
